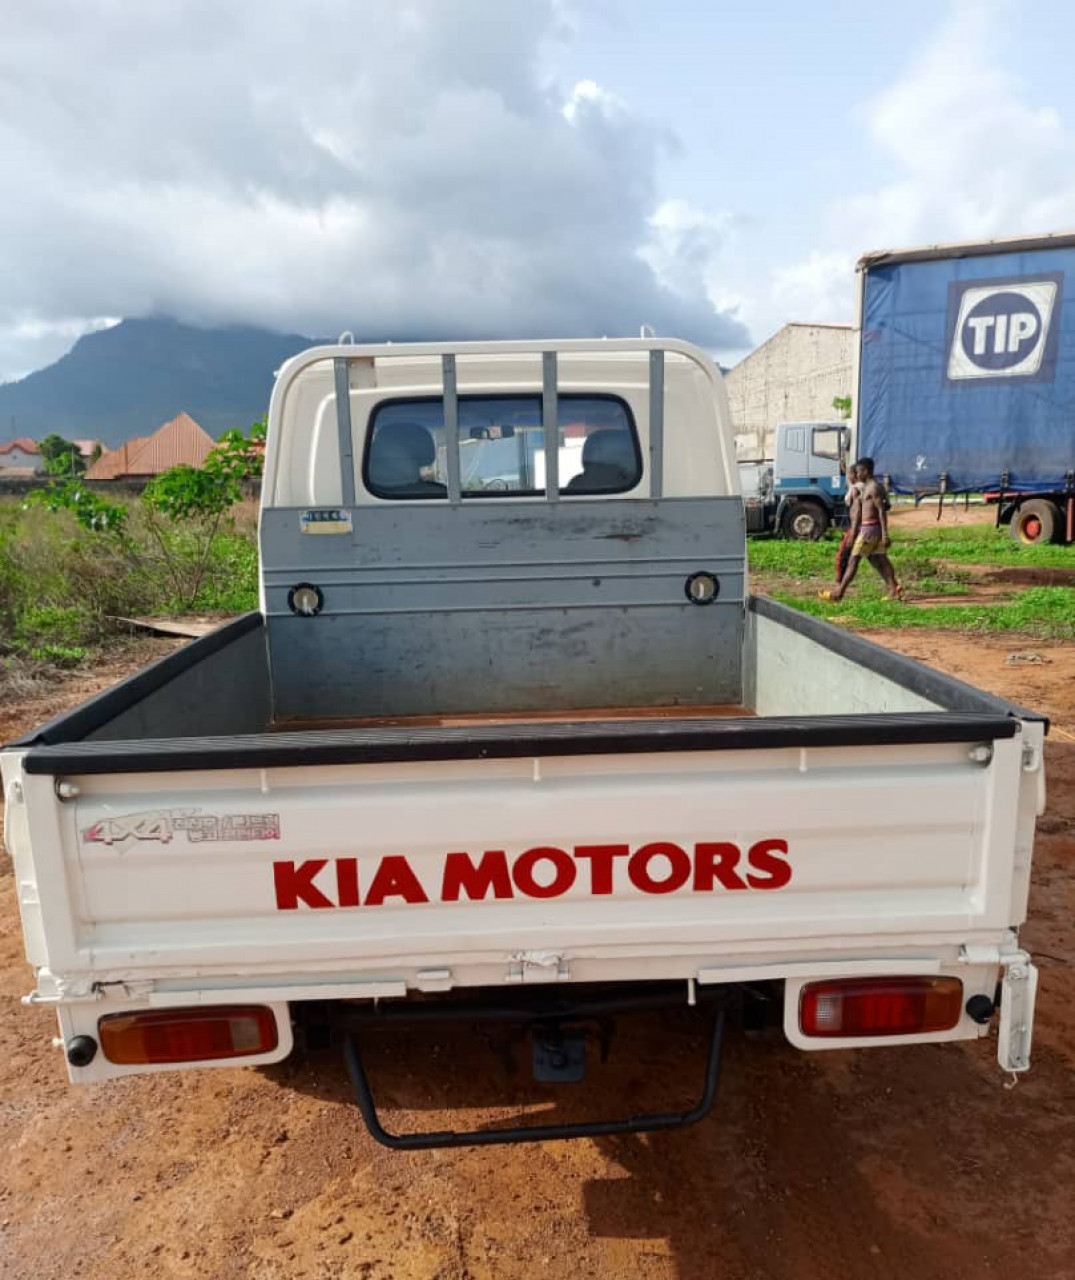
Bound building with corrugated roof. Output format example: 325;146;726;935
86;413;215;481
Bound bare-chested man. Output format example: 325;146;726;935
834;462;864;583
820;456;903;602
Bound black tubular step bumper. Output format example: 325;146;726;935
332;986;727;1150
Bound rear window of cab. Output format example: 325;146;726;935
363;394;641;498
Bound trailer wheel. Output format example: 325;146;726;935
783;501;829;541
1010;499;1060;545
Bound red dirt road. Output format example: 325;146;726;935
1;635;1073;1280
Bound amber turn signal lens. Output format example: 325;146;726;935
98;1005;278;1065
800;976;963;1038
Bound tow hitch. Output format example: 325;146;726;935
336;985;727;1149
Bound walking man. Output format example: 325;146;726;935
820;457;903;602
834;462;864;583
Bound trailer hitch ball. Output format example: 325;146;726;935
66;1035;98;1068
965;994;996;1026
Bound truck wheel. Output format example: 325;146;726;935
1010;499;1060;545
783;502;829;541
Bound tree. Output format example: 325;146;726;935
39;433;87;476
832;395;852;420
139;418;266;606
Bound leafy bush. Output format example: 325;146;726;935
21;419;264;617
15;604;93;648
0;420;263;672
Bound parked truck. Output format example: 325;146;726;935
739;419;851;539
854;231;1075;544
1;339;1045;1149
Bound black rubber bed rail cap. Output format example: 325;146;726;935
19;711;1018;776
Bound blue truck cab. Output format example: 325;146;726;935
743;421;851;540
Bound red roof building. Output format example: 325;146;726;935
86;413;215;481
0;437;43;472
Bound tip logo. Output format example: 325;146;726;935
947;274;1062;383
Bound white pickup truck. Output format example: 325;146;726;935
2;339;1045;1148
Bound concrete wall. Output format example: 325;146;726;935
0;447;43;472
725;324;854;461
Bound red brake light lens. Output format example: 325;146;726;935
98;1005;278;1065
800;976;963;1038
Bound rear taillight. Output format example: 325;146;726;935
800;976;963;1038
98;1005;278;1065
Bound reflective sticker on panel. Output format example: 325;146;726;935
300;508;352;534
82;808;281;849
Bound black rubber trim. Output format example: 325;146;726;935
362;392;643;500
750;596;1048;729
4;613;263;748
19;711;1017;776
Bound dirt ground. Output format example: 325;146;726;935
1;633;1073;1280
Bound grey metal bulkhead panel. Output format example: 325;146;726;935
262;497;746;719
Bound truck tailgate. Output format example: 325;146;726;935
10;728;1039;990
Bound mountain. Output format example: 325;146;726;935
0;318;317;445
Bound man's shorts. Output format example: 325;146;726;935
852;525;884;557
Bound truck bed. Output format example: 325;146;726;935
9;596;1037;771
2;595;1044;1080
0;600;1049;1088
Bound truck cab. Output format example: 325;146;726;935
772;420;850;537
741;421;850;540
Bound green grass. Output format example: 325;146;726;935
751;522;1075;637
895;524;1075;568
775;587;1075;638
748;523;1075;579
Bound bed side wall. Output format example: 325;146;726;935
744;608;942;716
85;625;271;741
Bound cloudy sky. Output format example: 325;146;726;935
2;0;1074;381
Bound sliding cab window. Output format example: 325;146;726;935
364;395;641;498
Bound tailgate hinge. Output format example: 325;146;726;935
958;944;1038;1073
998;954;1038;1074
506;951;570;984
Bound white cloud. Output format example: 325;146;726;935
562;78;625;122
0;317;120;385
838;4;1075;247
770;251;854;329
643;200;734;297
747;2;1075;346
0;2;747;379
